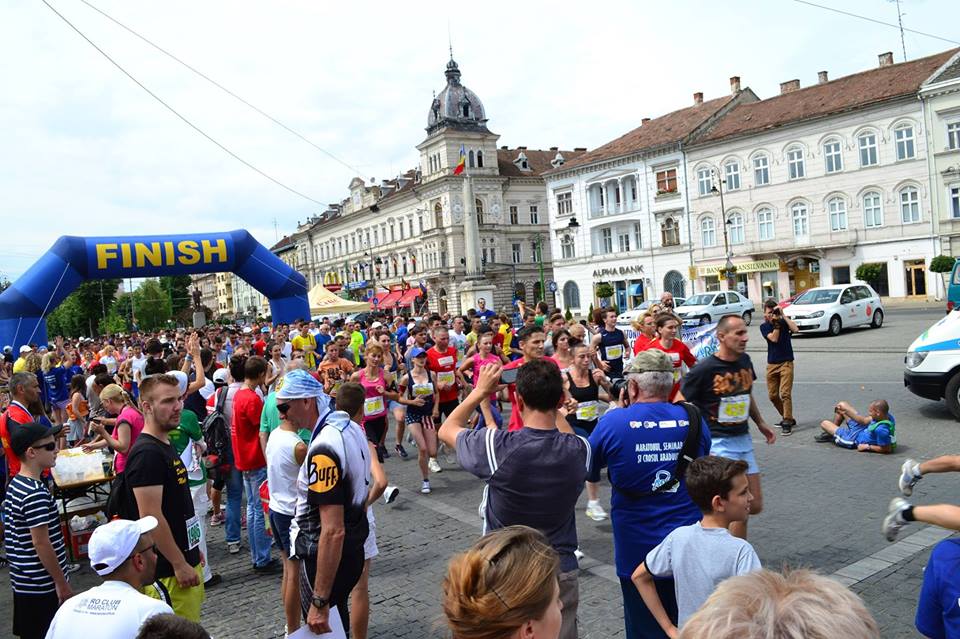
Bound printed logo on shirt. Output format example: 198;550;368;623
308;454;339;493
711;369;753;396
173;458;187;486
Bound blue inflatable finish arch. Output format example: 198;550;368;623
0;230;309;350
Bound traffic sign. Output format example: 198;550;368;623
548;280;557;293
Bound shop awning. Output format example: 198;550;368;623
628;284;643;296
398;288;423;307
372;290;403;309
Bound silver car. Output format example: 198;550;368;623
674;291;756;326
784;284;884;336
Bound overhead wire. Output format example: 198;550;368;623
77;0;365;177
791;0;960;46
40;0;327;207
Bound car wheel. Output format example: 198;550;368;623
742;310;752;326
700;315;711;326
945;371;960;421
828;315;842;336
871;309;884;328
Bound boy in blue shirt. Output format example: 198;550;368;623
814;399;894;453
915;538;960;638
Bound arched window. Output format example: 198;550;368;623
475;198;484;225
513;282;527;303
661;218;679;247
828;196;848;231
534;281;544;303
724;160;741;190
561;235;575;259
823;137;843;173
858;131;878;167
792;202;809;237
468;150;475;168
664;270;685;298
563;281;581;309
434;201;443;229
477;150;484;168
895;124;916;160
900;186;920;223
863;191;883;228
462;103;470;118
727;212;745;244
756;207;774;241
700;217;716;247
787;146;805;179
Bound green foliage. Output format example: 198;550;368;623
134;279;173;331
0;277;10;294
160;275;193;316
588;303;594;319
99;311;127;336
45;279;121;338
595;282;614;299
855;263;885;284
930;255;956;274
564;308;573;321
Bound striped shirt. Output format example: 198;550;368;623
2;475;67;594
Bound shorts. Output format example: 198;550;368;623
130;381;139;400
53;398;70;411
299;547;364;625
13;590;59;639
269;509;294;555
67;419;85;444
363;415;388;448
364;509;378;560
438;399;459;419
147;564;205;622
834;424;866;449
710;433;760;474
388;400;403;413
210;466;226;491
406;413;435;429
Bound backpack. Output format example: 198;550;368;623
869;419;897;452
105;466;139;521
607;401;704;500
202;386;233;473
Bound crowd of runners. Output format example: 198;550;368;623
0;292;954;639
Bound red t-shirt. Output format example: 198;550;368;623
504;356;560;432
0;402;33;477
643;338;696;400
253;339;267;357
231;387;266;471
632;333;656;356
426;346;460;403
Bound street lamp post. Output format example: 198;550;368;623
710;171;736;290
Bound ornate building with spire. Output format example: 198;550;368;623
287;56;585;316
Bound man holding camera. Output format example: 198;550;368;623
760;299;798;435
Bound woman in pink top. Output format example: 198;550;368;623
83;383;143;473
351;343;399;463
457;332;504;429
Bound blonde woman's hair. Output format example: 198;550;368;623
99;383;135;409
24;353;42;373
442;525;559;639
41;352;60;373
679;568;880;639
364;342;384;357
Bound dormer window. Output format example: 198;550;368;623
462;103;470;118
551;152;565;168
514;151;530;171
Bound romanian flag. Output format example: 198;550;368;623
453;144;466;175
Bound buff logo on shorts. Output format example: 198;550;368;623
308;454;339;493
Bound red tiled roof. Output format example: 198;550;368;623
553;95;739;172
270;235;294;252
496;148;588;177
697;49;959;144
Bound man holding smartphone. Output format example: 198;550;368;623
500;325;561;431
760;299;798;435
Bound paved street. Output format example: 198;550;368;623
3;305;957;638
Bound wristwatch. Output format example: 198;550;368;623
311;594;329;609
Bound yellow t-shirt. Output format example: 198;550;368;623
12;357;27;373
291;334;318;368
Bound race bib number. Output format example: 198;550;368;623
437;371;455;386
412;383;434;397
438;356;454;367
185;515;202;551
576;401;600;422
364;396;385;416
718;394;750;423
605;345;623;360
332;380;343;393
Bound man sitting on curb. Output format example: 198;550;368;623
814;399;894;453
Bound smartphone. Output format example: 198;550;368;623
500;368;519;385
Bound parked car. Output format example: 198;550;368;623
616;297;686;325
783;284;883;336
777;291;805;310
674;291;755;326
947;258;960;313
905;310;960;419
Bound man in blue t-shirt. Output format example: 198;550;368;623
473;298;496;322
759;299;798;435
814;399;894;453
916;539;960;638
589;350;711;639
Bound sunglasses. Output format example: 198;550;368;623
31;442;57;452
276;402;292;414
133;543;158;557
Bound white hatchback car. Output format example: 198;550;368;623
674;291;756;326
616;297;686;325
783;284;884;336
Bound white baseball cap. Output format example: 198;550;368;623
212;368;230;385
19;345;31;354
88;516;158;576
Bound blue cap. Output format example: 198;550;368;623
408;347;427;359
261;327;270;333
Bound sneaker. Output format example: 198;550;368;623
395;444;409;459
428;458;442;473
421;480;432;494
781;422;793;436
227;541;241;555
204;574;223;588
882;497;911;542
585;500;608;521
379;444;391;460
899;459;922;497
813;431;834;443
64;562;81;576
209;513;224;527
253;559;280;574
574;548;585;560
383;485;400;504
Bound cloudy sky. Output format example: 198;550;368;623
2;0;955;282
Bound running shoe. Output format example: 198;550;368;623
383;486;400;504
64;562;81;576
781;422;793;436
813;431;834;443
882;497;911;542
379;444;391;460
585;501;608;521
227;541;241;555
428;458;442;473
209;513;225;527
204;574;223;589
574;548;585;560
421;480;432;494
253;559;280;574
899;459;922;497
395;444;409;459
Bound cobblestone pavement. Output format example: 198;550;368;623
1;307;956;638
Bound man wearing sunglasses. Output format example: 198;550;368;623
2;421;68;639
45;516;173;638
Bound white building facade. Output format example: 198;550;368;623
685;51;955;301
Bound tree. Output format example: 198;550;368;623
564;308;573;321
931;254;956;297
45;279;121;338
855;263;885;287
160;275;193;316
134;279;173;331
595;282;614;300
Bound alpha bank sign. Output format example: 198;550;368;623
593;264;645;279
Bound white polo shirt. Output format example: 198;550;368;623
45;579;172;639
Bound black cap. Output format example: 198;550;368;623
10;421;62;457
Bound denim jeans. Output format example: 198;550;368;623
224;467;244;544
243;467;272;568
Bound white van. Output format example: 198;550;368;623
904;310;960;419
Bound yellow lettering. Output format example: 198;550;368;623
202;239;228;264
120;243;132;269
134;242;162;268
178;240;200;265
163;241;175;266
95;243;118;270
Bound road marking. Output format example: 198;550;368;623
792;381;902;385
830;526;954;588
407;492;621;585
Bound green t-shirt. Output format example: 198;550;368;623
535;314;546;327
168;410;208;487
259;390;312;445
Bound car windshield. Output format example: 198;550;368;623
794;289;840;305
681;294;715;306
